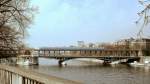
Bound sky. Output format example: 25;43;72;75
27;0;145;48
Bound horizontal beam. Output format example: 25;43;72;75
38;56;140;58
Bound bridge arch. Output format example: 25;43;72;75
55;58;105;66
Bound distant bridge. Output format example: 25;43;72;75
0;47;145;65
32;47;143;65
36;47;142;56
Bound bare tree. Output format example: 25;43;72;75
0;0;35;35
0;26;22;48
0;0;35;57
136;0;150;38
0;26;22;57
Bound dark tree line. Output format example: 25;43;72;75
0;0;35;57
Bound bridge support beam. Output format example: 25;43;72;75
58;59;64;66
138;50;144;63
16;57;39;65
139;56;144;63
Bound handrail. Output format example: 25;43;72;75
0;64;81;84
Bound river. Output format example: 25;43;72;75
18;58;150;84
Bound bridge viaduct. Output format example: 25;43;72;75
0;47;148;65
32;47;145;65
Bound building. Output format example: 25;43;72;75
77;41;85;47
88;43;95;48
130;38;150;49
114;38;150;56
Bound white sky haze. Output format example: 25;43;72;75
27;0;147;48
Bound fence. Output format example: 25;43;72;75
0;64;81;84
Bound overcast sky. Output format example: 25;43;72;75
27;0;145;48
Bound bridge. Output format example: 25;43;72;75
0;47;147;84
31;47;144;65
0;47;146;65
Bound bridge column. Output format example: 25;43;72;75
79;51;81;56
119;51;122;56
101;51;105;56
58;50;61;56
58;60;63;66
91;51;94;56
38;50;40;56
126;51;130;56
113;51;116;56
62;51;64;56
138;50;144;63
130;51;133;56
123;51;126;56
89;51;91;56
96;51;99;56
119;51;121;56
58;58;65;66
107;51;111;56
115;51;117;56
97;51;100;56
54;51;56;56
49;51;50;56
43;50;45;56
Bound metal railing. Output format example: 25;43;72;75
0;64;81;84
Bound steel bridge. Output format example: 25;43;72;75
0;47;145;65
32;47;143;65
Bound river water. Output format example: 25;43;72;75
20;58;150;84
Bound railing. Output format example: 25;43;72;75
0;64;81;84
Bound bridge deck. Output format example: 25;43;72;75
37;55;139;59
37;47;148;51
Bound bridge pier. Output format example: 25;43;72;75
58;58;65;66
58;58;71;66
58;59;63;66
103;57;111;64
16;57;38;65
139;56;144;63
138;50;144;63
